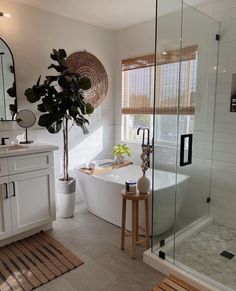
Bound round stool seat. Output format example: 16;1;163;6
121;189;150;201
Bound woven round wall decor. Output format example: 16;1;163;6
66;51;108;108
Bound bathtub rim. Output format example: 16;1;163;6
79;164;189;192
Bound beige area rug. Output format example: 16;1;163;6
152;274;200;291
0;232;83;291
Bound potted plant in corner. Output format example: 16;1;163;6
112;143;131;164
25;49;94;218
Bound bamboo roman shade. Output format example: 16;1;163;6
122;45;198;115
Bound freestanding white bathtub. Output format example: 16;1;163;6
77;164;189;235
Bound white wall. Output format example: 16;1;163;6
0;0;115;200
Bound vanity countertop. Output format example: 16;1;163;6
0;143;59;158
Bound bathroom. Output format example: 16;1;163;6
0;0;235;290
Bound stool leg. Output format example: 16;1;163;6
131;200;137;258
136;201;139;241
144;199;150;250
121;197;126;250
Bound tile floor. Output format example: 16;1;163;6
37;202;164;291
171;222;236;290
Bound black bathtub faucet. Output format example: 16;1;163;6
137;127;150;147
137;127;153;167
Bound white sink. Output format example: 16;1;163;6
0;144;27;152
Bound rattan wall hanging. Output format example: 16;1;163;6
66;51;108;108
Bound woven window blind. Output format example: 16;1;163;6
122;45;198;115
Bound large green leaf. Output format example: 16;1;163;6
48;64;65;72
9;103;17;117
58;49;67;59
36;75;41;86
46;120;63;133
58;75;70;89
7;85;16;98
69;107;79;119
78;77;91;90
86;103;94;114
24;88;41;103
37;103;47;112
46;75;59;84
81;124;89;134
50;49;67;68
38;114;51;127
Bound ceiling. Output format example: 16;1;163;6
12;0;208;31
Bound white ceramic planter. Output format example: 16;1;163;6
56;177;76;218
137;175;150;193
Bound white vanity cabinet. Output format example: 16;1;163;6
0;147;57;243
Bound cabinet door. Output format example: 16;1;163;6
0;177;12;240
9;168;56;235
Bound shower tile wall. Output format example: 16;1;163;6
191;0;236;230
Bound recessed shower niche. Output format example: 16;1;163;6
230;74;236;112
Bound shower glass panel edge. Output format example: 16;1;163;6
151;0;183;263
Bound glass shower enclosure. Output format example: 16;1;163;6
151;0;220;287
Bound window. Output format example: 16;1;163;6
121;46;198;144
122;114;194;144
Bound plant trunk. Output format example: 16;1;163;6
63;118;69;181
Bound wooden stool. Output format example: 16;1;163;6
120;189;150;258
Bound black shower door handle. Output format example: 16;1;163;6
180;134;193;167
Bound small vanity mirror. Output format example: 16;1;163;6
16;109;36;144
0;38;17;121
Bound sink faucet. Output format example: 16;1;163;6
137;127;153;167
1;137;9;145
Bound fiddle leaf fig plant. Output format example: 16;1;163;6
25;48;94;181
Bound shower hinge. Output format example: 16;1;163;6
160;239;165;247
206;197;211;203
159;251;166;260
216;34;220;41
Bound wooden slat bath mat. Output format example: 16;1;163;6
152;275;200;291
0;232;83;291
